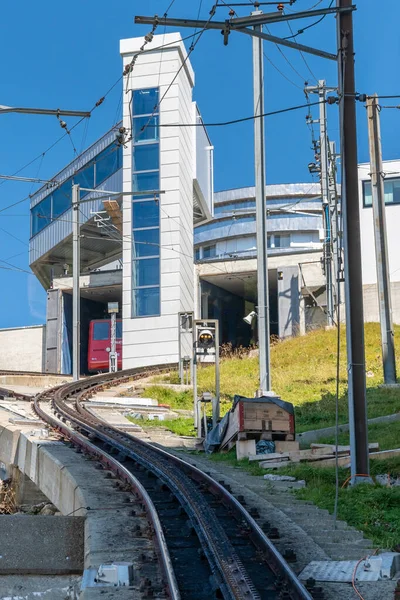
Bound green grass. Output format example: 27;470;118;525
139;323;400;442
195;323;400;431
127;416;195;437
318;419;400;451
140;385;193;410
148;323;400;432
260;463;400;550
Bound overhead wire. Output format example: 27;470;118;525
283;0;334;40
156;98;327;127
136;3;219;141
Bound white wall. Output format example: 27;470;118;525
120;34;195;369
0;325;45;372
359;159;400;285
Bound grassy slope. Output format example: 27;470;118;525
138;324;400;548
138;323;400;437
196;323;400;431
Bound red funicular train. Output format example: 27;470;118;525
88;319;122;373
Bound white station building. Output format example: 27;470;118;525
4;32;397;375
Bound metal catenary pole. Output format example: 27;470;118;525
72;184;81;382
337;0;371;483
318;81;335;327
366;95;397;385
135;5;350;396
253;10;271;393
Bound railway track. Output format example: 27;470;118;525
32;365;315;600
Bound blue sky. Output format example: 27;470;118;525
0;0;398;328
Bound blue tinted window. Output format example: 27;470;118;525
133;116;159;143
203;245;216;259
132;228;160;258
73;163;95;194
133;89;159;116
133;143;159;172
132;200;159;229
195;248;200;261
133;171;160;196
52;182;72;219
31;195;51;236
95;145;122;186
132;258;160;287
132;287;160;317
93;321;109;341
116;321;122;339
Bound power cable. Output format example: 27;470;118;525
284;18;318;82
157;98;326;127
136;2;218;140
283;0;334;39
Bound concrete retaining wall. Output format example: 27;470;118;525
0;325;46;372
0;413;163;597
0;515;84;574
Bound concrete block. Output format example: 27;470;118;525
275;441;300;452
0;515;84;574
236;439;256;460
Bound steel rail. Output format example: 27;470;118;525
35;365;313;600
33;385;180;600
51;386;260;599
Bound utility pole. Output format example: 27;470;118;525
72;184;81;382
366;94;397;384
253;11;270;392
306;80;336;326
318;81;335;327
135;3;352;394
337;0;371;483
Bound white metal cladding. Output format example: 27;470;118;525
195;107;213;215
29;169;122;265
194;214;322;245
214;183;323;203
30;125;120;209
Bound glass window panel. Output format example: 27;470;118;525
203;245;216;259
133;171;160;196
363;181;372;206
132;143;159;172
132;228;160;258
31;195;52;236
93;321;110;341
275;234;290;248
133;116;159;143
116;321;122;339
384;181;394;204
73;163;95;195
132;287;160;317
132;258;160;287
133;88;159;116
95;145;121;186
52;181;72;218
195;248;200;261
132;200;159;229
393;180;400;204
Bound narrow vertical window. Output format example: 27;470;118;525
131;88;161;317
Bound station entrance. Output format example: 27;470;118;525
45;270;122;375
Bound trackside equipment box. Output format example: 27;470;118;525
220;394;295;450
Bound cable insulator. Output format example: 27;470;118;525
277;3;284;11
327;96;339;105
